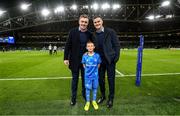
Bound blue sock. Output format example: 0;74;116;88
86;89;90;102
92;88;97;101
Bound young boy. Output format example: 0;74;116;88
81;41;101;111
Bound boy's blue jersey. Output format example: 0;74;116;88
82;52;101;79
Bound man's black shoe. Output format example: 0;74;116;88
97;97;106;104
70;99;76;106
107;99;113;108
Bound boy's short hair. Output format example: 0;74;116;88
87;40;94;45
79;14;89;20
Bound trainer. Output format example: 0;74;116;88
92;16;120;108
64;14;92;106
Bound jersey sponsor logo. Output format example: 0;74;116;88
86;64;97;67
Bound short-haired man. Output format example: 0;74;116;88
93;16;120;108
64;14;92;106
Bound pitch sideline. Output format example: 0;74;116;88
115;69;125;76
0;72;180;81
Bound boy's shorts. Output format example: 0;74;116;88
85;78;98;90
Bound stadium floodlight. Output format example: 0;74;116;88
91;3;99;10
155;15;162;19
20;3;31;11
161;1;170;7
0;10;6;16
83;5;89;9
101;3;110;10
71;4;77;10
166;14;173;18
112;4;121;10
54;6;64;13
146;15;155;20
41;8;50;17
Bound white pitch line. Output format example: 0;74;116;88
116;72;180;77
115;69;125;76
0;76;72;81
1;72;180;81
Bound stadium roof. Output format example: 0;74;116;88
0;0;169;8
0;0;180;33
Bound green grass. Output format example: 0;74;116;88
0;49;180;115
0;51;71;78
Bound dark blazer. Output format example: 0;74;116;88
64;27;92;71
93;27;120;64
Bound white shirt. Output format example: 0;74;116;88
49;45;52;50
53;46;57;50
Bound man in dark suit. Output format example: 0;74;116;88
93;16;120;108
64;14;92;106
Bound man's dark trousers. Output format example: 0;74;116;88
71;64;85;100
99;58;116;100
